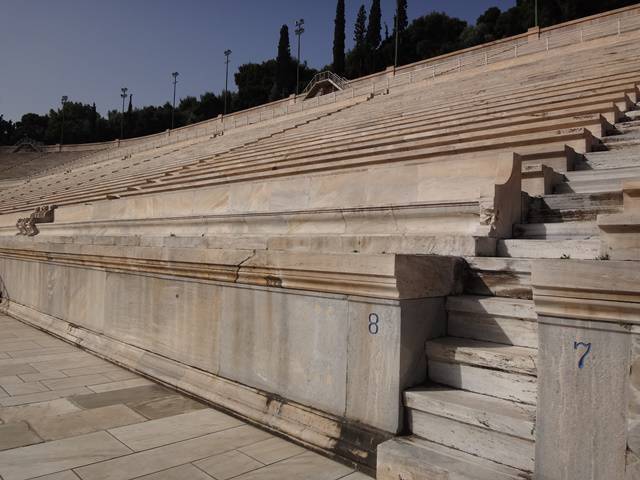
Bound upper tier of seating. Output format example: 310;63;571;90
1;33;638;219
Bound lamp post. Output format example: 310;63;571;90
394;0;399;70
60;96;68;148
224;49;232;115
295;19;305;96
171;72;179;130
120;87;128;140
535;0;539;28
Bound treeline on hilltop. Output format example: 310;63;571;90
0;0;635;146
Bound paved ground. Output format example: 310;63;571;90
0;314;369;480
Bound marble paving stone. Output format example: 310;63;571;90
0;387;93;407
42;374;113;391
33;337;70;348
8;347;76;359
61;365;129;378
103;369;138;381
0;421;42;451
29;404;146;441
195;450;264;479
0;352;9;359
0;364;37;377
230;451;354;480
69;385;178;410
29;356;111;372
2;381;49;396
18;370;67;382
0;398;81;423
27;471;81;480
88;378;154;393
129;394;207;420
239;437;306;465
0;341;40;352
134;464;214;480
74;425;271;480
339;472;372;479
108;408;243;451
0;375;24;385
0;431;132;480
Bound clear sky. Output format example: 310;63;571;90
0;0;516;121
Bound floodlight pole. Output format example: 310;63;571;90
60;96;68;148
224;49;232;115
171;72;179;130
535;0;539;27
394;0;399;71
295;19;305;96
120;87;128;140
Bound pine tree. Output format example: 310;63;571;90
366;0;382;48
332;0;346;75
354;5;367;49
274;25;292;99
394;0;408;34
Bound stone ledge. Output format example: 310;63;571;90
0;240;463;300
532;259;640;323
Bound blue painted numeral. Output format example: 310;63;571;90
573;342;592;369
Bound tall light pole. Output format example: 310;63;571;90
295;19;305;96
171;72;179;130
120;87;128;140
394;0;399;70
224;49;232;116
60;96;68;148
535;0;539;27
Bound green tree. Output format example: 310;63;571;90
332;0;346;75
366;0;382;48
273;25;293;100
395;0;408;33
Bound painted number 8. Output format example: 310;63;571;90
368;313;379;335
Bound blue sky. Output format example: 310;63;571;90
0;0;516;121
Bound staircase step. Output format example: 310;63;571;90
527;192;622;223
377;436;531;480
463;257;532;299
409;410;535;471
513;221;599;240
428;361;537;405
447;296;537;348
426;337;537;375
557;166;640;193
496;239;601;259
579;148;640;170
405;385;536;440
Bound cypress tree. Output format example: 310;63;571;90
395;0;408;34
274;25;292;98
366;0;382;48
354;5;367;49
332;0;346;75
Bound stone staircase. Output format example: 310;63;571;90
378;92;640;480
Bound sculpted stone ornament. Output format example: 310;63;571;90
15;205;57;237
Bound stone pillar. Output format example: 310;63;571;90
532;260;640;479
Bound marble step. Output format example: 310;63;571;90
409;410;535;471
578;147;640;170
426;337;537;376
513;221;599;240
556;170;640;193
377;436;531;480
527;191;622;223
428;361;537;405
496;239;602;259
626;109;640;120
463;257;532;300
446;296;537;348
405;385;536;440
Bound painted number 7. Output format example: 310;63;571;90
573;342;592;369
